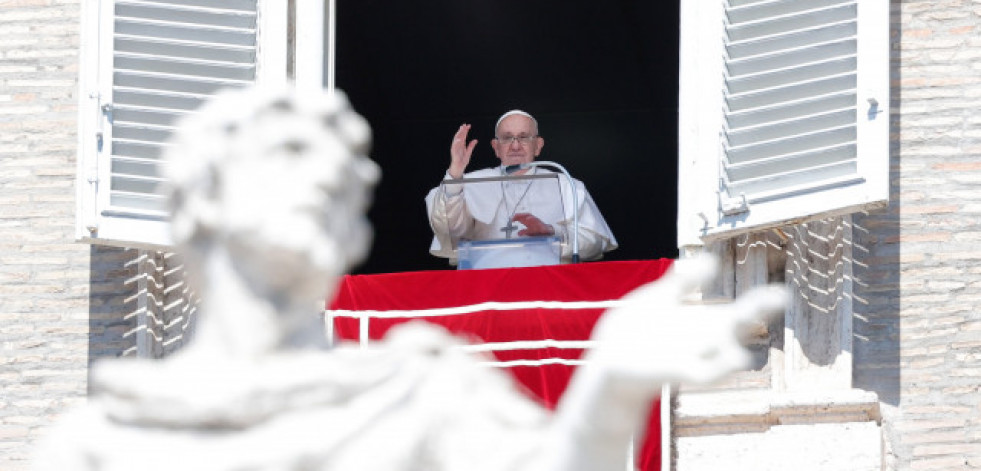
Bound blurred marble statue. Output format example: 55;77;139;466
36;85;784;471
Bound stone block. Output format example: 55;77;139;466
677;422;881;471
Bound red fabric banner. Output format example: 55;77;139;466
327;259;673;470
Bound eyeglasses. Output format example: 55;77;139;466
495;135;538;146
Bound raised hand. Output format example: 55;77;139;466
448;123;478;179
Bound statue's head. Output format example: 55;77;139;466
164;85;380;301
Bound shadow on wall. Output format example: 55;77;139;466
87;245;140;388
850;3;901;407
88;246;199;380
783;216;856;368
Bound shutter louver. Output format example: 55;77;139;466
677;0;887;246
107;0;258;216
721;0;859;203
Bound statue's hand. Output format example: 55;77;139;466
588;255;786;387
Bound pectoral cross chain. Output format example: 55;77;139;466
500;219;518;239
500;170;534;240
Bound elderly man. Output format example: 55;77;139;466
426;110;617;264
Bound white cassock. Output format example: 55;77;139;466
426;166;618;264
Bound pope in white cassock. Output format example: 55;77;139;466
426;110;618;264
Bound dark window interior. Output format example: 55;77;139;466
336;0;680;273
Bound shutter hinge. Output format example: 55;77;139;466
867;97;882;120
720;193;750;216
97;102;113;152
85;154;99;233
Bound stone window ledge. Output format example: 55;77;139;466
675;388;881;437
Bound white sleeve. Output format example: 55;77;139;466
426;173;475;257
552;223;609;262
553;183;618;262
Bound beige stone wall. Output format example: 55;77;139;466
3;1;981;470
0;2;140;469
852;1;981;469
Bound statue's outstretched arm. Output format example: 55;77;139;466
534;255;786;471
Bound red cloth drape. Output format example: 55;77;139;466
327;259;673;470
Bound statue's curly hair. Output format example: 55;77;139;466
163;85;380;272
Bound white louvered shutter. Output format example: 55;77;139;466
677;0;888;246
77;0;287;249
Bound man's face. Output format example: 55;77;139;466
491;114;544;167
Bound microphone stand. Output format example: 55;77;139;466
508;162;580;263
